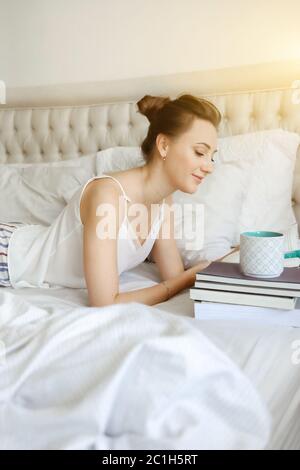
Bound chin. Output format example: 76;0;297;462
179;183;198;194
176;175;202;194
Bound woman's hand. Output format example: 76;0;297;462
189;259;212;276
184;259;212;288
184;246;241;288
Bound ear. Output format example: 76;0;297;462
156;133;169;157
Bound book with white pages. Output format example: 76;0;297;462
194;280;300;298
190;288;297;310
193;298;300;327
192;241;300;320
196;261;300;290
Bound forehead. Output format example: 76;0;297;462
181;118;217;147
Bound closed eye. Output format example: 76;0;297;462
196;151;215;162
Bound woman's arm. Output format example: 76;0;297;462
82;181;121;307
147;193;185;280
114;259;210;306
115;247;241;307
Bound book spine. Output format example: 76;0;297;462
195;274;300;290
189;288;295;309
194;281;300;298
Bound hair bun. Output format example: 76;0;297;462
137;95;171;122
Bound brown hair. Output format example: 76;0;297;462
137;93;222;162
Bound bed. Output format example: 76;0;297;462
0;86;300;450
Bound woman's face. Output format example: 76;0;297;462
162;118;218;193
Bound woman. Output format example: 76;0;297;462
4;93;222;307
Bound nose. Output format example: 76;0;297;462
201;160;214;174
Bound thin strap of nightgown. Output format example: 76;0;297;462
99;174;132;227
100;174;132;202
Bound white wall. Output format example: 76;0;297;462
1;0;300;88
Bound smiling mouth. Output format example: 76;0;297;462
192;174;204;182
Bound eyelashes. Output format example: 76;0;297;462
196;152;215;163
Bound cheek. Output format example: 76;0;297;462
167;150;197;180
168;151;187;172
184;152;197;171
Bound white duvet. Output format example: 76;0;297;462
0;290;271;450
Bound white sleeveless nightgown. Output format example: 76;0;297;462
7;174;166;289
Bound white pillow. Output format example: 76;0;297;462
0;155;96;225
292;145;300;234
96;147;144;174
237;130;299;242
0;153;96;170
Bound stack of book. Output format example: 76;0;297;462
190;261;300;312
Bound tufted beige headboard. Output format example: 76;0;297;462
0;86;300;226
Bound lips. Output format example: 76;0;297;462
192;174;204;182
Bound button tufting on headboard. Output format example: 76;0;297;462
1;87;300;226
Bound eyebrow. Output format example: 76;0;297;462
195;142;218;154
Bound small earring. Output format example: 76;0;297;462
161;150;167;161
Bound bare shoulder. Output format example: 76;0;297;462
80;177;124;226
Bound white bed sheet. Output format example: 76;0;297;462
1;276;271;451
3;260;300;450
